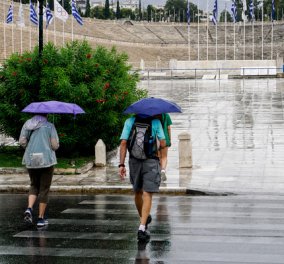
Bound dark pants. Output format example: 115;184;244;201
28;166;54;203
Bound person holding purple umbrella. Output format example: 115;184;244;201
19;114;59;228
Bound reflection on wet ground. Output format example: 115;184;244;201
139;78;284;194
2;193;284;263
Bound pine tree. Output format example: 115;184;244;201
104;0;110;19
116;0;121;19
85;0;91;17
139;0;142;21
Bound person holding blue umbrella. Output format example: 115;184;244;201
119;97;181;242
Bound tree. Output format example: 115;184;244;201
104;0;110;19
0;41;146;156
91;6;105;19
116;0;121;19
85;0;91;17
62;0;71;14
220;10;233;23
146;5;155;22
165;0;186;22
120;8;135;20
139;0;142;21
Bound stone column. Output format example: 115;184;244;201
95;139;106;167
178;132;192;168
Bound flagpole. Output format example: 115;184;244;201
197;0;199;60
20;0;23;54
225;2;227;61
252;19;254;60
243;15;245;60
12;1;14;53
270;20;272;60
30;8;32;51
3;1;6;59
262;0;263;60
62;0;65;46
187;0;190;61
206;0;208;60
54;17;56;45
72;5;74;41
188;24;190;60
215;21;217;60
46;0;48;43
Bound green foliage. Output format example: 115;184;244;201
0;41;147;156
104;0;110;19
85;0;91;17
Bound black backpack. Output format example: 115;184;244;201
127;116;156;160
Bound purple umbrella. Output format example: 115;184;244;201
21;101;85;115
123;97;182;116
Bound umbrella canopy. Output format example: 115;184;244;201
123;97;182;116
21;101;85;115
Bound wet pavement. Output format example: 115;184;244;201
2;193;284;263
2;78;284;263
2;78;284;195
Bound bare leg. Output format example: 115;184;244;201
38;203;47;218
140;191;152;225
135;190;143;220
28;194;37;209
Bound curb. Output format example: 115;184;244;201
0;161;95;175
0;185;189;195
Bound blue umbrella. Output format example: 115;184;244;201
123;97;182;116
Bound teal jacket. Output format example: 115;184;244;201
19;115;59;169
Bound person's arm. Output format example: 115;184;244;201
50;125;59;151
119;139;127;180
159;139;167;170
167;125;171;147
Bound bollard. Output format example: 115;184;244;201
178;132;192;168
95;139;106;167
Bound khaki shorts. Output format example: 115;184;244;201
129;157;161;193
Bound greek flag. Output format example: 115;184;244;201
249;0;254;20
72;0;83;25
211;0;218;25
6;4;13;24
231;1;237;23
271;0;275;21
30;1;38;25
186;0;190;25
46;4;53;28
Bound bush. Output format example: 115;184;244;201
0;41;147;156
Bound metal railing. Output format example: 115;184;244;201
133;67;284;80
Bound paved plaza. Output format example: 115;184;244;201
1;78;284;263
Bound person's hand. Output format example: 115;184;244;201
119;166;126;181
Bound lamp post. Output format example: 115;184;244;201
38;0;44;57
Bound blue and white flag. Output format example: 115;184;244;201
6;4;13;24
271;0;275;21
249;0;254;20
30;1;38;25
72;0;83;25
211;0;218;25
231;0;237;23
186;0;190;25
45;4;53;28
